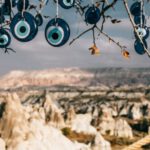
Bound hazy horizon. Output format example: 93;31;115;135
1;66;150;76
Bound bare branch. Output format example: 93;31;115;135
69;26;95;45
100;0;118;16
123;0;150;57
100;2;106;32
92;28;96;45
96;25;126;51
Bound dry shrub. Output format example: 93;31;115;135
61;127;95;144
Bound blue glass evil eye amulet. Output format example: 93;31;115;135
58;0;75;9
45;18;70;47
10;12;38;42
85;6;101;25
0;28;11;48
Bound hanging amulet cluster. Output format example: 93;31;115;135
0;0;149;58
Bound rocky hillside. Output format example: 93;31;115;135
0;68;150;89
0;68;149;150
0;92;111;150
0;90;150;150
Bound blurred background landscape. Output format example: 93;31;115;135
0;0;150;150
0;67;150;150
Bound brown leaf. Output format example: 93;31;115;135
89;44;100;55
29;5;37;10
122;50;130;58
111;19;121;24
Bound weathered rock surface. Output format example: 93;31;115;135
0;68;150;149
91;133;111;150
0;93;91;150
114;119;133;139
0;138;5;150
97;108;133;138
71;114;97;135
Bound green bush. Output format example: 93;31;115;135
61;127;71;136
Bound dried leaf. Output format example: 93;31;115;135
122;50;130;58
89;44;100;55
106;15;112;19
29;5;37;10
89;44;96;51
43;15;50;18
111;19;121;24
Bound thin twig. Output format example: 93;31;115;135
96;25;126;50
69;26;95;45
4;48;16;54
100;0;118;16
69;0;118;46
92;28;96;45
123;0;150;57
100;2;106;32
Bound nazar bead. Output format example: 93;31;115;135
10;12;38;42
45;18;70;47
0;28;11;48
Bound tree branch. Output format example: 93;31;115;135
69;25;95;45
100;0;118;16
123;0;150;57
96;25;126;50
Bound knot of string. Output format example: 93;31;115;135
22;0;26;17
10;0;12;10
56;0;59;18
55;0;59;26
9;0;13;19
140;0;144;27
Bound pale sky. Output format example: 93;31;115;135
0;0;150;75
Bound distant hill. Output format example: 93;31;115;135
0;68;149;89
86;68;150;87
